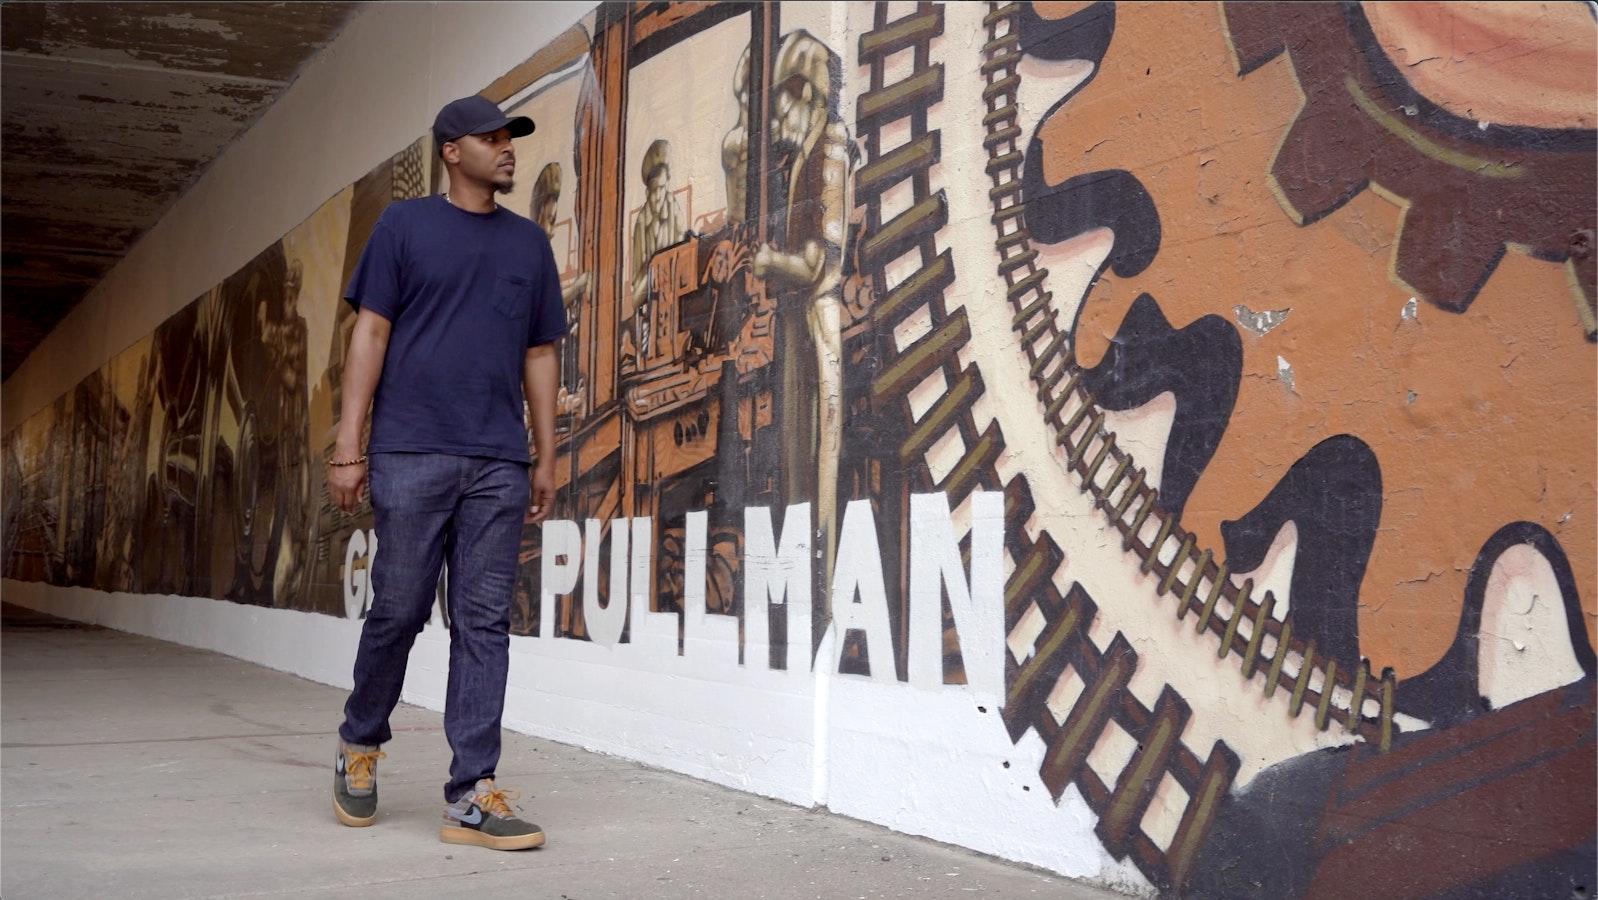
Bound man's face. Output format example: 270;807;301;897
447;126;516;193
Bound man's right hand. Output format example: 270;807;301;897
327;459;367;514
329;309;391;516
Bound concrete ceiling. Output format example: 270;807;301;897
1;1;363;381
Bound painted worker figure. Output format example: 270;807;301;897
258;257;314;608
327;95;565;851
721;46;751;226
748;31;853;582
531;162;590;416
532;162;591;318
628;138;687;359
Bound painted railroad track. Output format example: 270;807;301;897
846;2;1400;892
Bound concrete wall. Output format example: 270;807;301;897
5;3;1594;897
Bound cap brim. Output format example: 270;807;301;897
450;115;536;143
506;115;535;138
478;115;534;138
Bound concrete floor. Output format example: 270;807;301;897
1;604;1127;900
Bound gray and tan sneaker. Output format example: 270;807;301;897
333;741;385;827
440;778;545;850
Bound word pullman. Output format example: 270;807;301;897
345;491;1006;699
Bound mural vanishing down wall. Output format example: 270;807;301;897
5;3;1594;897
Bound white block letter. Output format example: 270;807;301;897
430;561;449;628
683;510;740;666
627;516;678;657
343;529;368;620
909;491;1005;703
744;503;813;672
583;518;628;647
830;499;895;681
540;519;582;638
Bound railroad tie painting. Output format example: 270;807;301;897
5;3;1593;897
985;2;1595;895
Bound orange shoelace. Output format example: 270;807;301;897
344;748;385;790
474;781;520;818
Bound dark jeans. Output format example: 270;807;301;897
339;452;530;801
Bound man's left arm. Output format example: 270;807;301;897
523;342;559;522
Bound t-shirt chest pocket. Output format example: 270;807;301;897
492;273;532;320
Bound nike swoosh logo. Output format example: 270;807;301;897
457;805;484;825
337;757;347;776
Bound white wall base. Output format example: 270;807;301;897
2;578;1140;893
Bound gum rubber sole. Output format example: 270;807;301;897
334;798;376;827
440;825;546;850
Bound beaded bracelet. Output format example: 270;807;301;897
326;454;368;467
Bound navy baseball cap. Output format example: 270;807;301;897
432;96;534;151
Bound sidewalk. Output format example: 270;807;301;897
1;604;1127;899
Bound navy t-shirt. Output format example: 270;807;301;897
343;195;566;464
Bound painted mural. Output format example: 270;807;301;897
4;2;1593;897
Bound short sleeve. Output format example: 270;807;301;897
343;211;403;318
528;230;568;348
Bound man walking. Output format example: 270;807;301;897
326;95;565;851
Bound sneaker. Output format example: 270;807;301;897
333;741;385;827
440;778;545;850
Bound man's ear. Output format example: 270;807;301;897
440;141;460;165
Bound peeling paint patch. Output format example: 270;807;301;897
1402;297;1418;321
0;1;361;380
153;14;242;41
1277;355;1295;392
1234;303;1291;336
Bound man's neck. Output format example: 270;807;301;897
445;184;497;213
